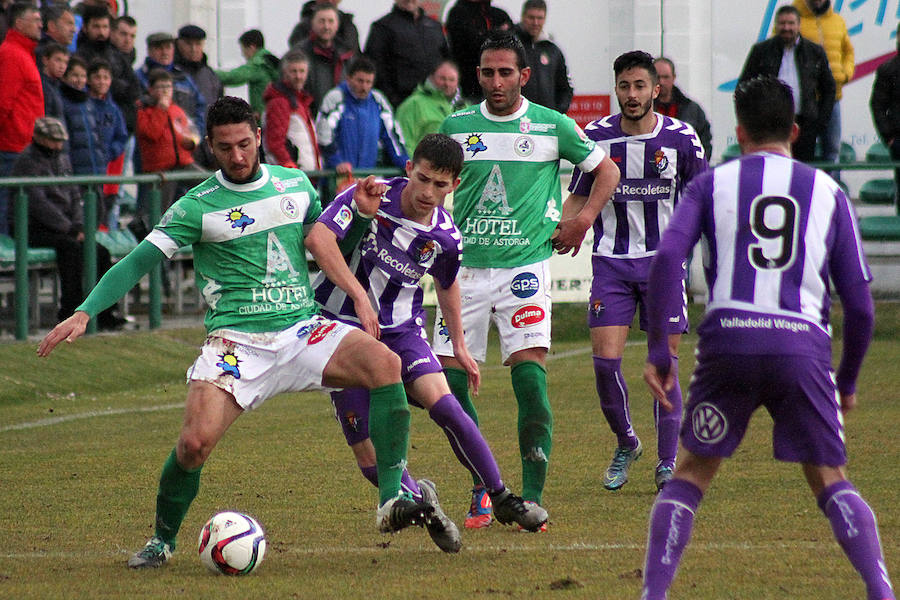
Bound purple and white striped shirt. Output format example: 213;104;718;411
313;177;463;330
569;113;707;281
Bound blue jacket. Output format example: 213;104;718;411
315;80;408;170
59;82;106;175
89;94;129;162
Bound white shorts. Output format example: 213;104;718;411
187;316;353;410
432;260;552;364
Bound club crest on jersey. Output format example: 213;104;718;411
273;180;286;193
464;133;487;156
418;240;435;262
225;207;255;233
654;149;669;173
514;136;534;157
216;351;241;379
281;196;299;219
590;299;605;317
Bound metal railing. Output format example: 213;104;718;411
0;167;405;341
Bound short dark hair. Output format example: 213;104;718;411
64;54;87;76
431;59;459;76
206;96;257;140
734;75;795;144
614;50;658;83
280;48;308;75
9;3;38;25
522;0;546;13
238;29;264;49
147;67;172;87
479;30;528;70
346;55;376;77
40;41;69;60
653;56;676;77
311;4;339;19
413;134;464;178
82;4;110;26
775;5;801;20
87;57;112;77
40;4;71;30
114;15;137;29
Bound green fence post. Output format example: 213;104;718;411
148;182;162;329
14;186;28;341
83;186;98;335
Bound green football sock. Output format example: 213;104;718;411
511;361;552;505
444;367;482;486
155;447;202;549
369;383;411;505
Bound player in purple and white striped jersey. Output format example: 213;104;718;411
641;76;894;600
308;134;549;541
562;51;708;492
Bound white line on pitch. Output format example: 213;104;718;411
0;403;183;432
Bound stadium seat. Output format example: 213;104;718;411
859;179;896;205
858;215;900;241
720;143;741;163
865;141;891;163
0;234;56;266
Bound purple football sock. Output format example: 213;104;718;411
429;394;504;492
642;478;703;600
818;481;895;600
654;355;682;465
358;464;421;501
593;356;639;448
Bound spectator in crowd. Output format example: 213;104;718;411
513;0;573;113
738;4;835;162
87;58;128;229
288;0;359;54
396;59;465;152
110;15;137;61
263;49;321;171
136;68;197;212
59;55;106;177
445;0;513;102
0;0;14;41
174;24;222;168
653;57;713;158
0;2;45;235
364;0;449;109
215;28;279;119
36;3;75;58
316;56;408;180
297;3;356;116
870;22;900;205
136;31;206;137
109;15;139;134
794;0;854;168
40;41;69;120
9;116;125;329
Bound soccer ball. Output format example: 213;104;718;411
197;511;267;575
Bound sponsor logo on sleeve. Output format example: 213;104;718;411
510;272;540;298
511;304;546;328
335;205;353;229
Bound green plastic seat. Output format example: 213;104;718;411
720;143;741;163
859;216;900;241
0;234;56;267
865;142;891;163
859;179;896;205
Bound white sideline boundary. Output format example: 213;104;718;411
2;339;696;433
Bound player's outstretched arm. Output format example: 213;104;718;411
37;311;90;357
554;155;619;255
434;280;480;395
352;175;385;218
305;222;380;339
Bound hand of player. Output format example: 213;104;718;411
643;361;675;412
352;175;387;218
37;311;90;357
552;218;590;256
454;346;481;396
352;294;380;340
839;392;857;414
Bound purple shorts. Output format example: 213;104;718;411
587;274;688;333
682;353;847;466
331;324;441;446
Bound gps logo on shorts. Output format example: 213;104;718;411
512;305;545;328
691;402;727;444
510;272;540;298
296;323;317;338
308;322;337;345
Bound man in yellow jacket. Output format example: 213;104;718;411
793;0;854;168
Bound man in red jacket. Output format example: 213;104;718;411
0;2;45;235
263;49;321;171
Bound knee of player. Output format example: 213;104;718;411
364;346;402;387
178;433;215;467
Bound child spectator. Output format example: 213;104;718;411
87;58;128;230
59;55;106;177
40;42;69;120
136;68;197;212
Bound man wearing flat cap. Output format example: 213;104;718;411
174;24;222;168
9;117;126;330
